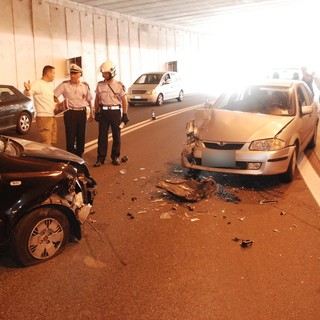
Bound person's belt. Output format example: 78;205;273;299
102;105;121;110
68;107;87;111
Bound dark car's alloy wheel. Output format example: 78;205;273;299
11;208;70;266
17;112;32;134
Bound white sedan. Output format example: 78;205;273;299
181;80;319;182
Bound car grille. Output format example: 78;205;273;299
204;142;244;150
132;90;147;94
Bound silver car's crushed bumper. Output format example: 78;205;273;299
181;142;295;176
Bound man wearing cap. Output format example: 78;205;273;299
24;65;58;145
93;60;129;167
54;64;93;157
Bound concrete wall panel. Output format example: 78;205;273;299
12;0;35;89
106;16;119;67
50;4;68;81
0;0;16;85
65;8;81;59
80;11;95;89
128;21;140;83
32;1;53;74
93;14;107;79
118;19;130;87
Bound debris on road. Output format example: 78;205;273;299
240;240;254;248
215;184;241;203
259;199;278;205
156;177;240;203
127;212;135;219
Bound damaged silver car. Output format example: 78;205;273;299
0;135;97;266
182;80;319;182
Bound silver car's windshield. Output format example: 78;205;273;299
215;86;295;116
134;73;163;84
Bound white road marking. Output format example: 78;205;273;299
84;104;203;152
298;153;320;207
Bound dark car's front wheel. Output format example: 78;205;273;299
11;207;70;266
16;111;32;134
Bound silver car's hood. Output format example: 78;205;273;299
196;109;294;142
9;136;83;163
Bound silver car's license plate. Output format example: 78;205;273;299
202;149;236;168
134;96;141;99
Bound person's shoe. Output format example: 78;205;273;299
93;161;104;167
112;158;121;166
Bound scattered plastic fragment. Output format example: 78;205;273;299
160;212;173;219
273;229;279;232
240;240;254;248
259;199;278;204
238;216;245;221
191;218;200;222
131;197;137;201
140;168;146;171
215;184;240;203
127;213;134;219
120;169;127;174
280;210;287;215
157;178;217;202
121;156;128;162
172;168;183;173
138;210;147;214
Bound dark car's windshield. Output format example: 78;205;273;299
215;86;295;116
134;73;163;84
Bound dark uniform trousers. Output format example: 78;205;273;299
64;109;87;157
97;109;121;162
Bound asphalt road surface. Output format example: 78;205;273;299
1;94;320;320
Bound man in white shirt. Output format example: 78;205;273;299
24;65;58;145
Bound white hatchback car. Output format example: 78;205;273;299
127;72;183;106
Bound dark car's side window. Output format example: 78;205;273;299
0;89;18;102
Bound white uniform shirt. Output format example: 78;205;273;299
95;80;126;106
54;81;93;108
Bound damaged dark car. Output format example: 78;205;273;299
0;135;97;266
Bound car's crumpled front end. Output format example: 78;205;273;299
181;107;295;176
0;135;97;245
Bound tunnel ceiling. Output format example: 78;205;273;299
68;0;301;32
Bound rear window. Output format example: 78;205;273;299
0;88;18;102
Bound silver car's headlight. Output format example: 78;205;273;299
249;138;285;151
145;90;154;95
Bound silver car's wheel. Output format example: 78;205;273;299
177;90;184;102
16;112;32;134
11;208;70;266
280;147;297;183
156;94;164;106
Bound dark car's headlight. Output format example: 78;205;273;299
249;138;285;151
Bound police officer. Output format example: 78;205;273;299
54;64;93;157
93;60;129;167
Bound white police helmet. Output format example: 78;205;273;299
100;61;116;78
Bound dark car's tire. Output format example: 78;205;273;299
280;147;297;183
177;90;184;102
156;93;164;106
11;207;70;267
16;112;32;134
